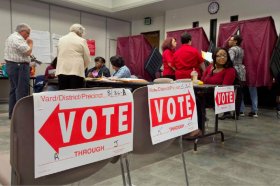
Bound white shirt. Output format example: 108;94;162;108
4;32;30;63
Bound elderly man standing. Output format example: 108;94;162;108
56;23;91;90
4;23;33;119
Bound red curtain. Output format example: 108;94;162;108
166;27;210;52
116;35;152;80
217;16;278;87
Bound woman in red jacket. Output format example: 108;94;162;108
161;37;177;80
202;47;236;85
202;47;236;120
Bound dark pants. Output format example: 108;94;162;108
6;61;30;119
235;86;243;116
58;74;85;90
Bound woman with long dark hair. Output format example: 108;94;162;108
202;47;236;85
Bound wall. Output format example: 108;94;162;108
131;15;165;49
0;0;130;102
131;0;280;52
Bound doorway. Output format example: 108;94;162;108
141;31;160;49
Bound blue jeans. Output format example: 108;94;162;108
240;87;258;113
6;61;30;118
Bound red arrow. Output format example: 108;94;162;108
39;103;132;153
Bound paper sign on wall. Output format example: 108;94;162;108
33;89;133;178
214;86;235;114
147;82;198;144
87;39;96;56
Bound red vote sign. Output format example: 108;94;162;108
39;102;132;153
214;86;235;114
215;91;235;106
148;82;198;145
149;92;195;127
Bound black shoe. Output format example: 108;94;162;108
218;113;232;120
248;112;258;118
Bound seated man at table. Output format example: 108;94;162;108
87;56;110;78
110;55;131;78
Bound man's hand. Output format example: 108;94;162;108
26;38;33;46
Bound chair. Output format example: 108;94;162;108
175;78;192;83
153;78;173;84
10;95;110;185
130;86;189;185
0;153;10;185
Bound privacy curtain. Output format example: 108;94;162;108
166;27;210;52
116;35;152;81
217;16;278;87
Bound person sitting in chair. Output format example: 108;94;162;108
202;47;236;120
87;56;110;78
110;55;131;78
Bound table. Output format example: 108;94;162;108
85;78;151;92
0;76;36;95
48;78;227;150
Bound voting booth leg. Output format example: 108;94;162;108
179;136;189;186
120;154;132;186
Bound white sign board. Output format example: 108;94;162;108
51;33;62;58
148;82;198;144
30;30;51;63
33;89;133;178
214;86;235;114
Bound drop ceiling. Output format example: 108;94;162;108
38;0;211;21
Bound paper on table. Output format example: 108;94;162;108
201;51;213;63
48;69;56;75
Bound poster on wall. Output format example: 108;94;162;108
214;86;235;114
30;30;51;63
33;89;134;178
87;39;96;56
147;82;198;144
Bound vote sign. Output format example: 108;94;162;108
148;82;198;144
34;89;133;178
214;86;235;114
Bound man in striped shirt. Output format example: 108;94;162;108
4;23;33;119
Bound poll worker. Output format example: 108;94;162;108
110;55;131;78
56;23;91;90
161;37;177;80
202;48;236;120
173;32;205;80
202;47;236;85
4;23;33;119
87;56;110;78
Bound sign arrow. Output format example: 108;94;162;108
39;103;132;153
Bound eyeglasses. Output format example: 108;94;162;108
216;55;227;58
24;30;30;35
